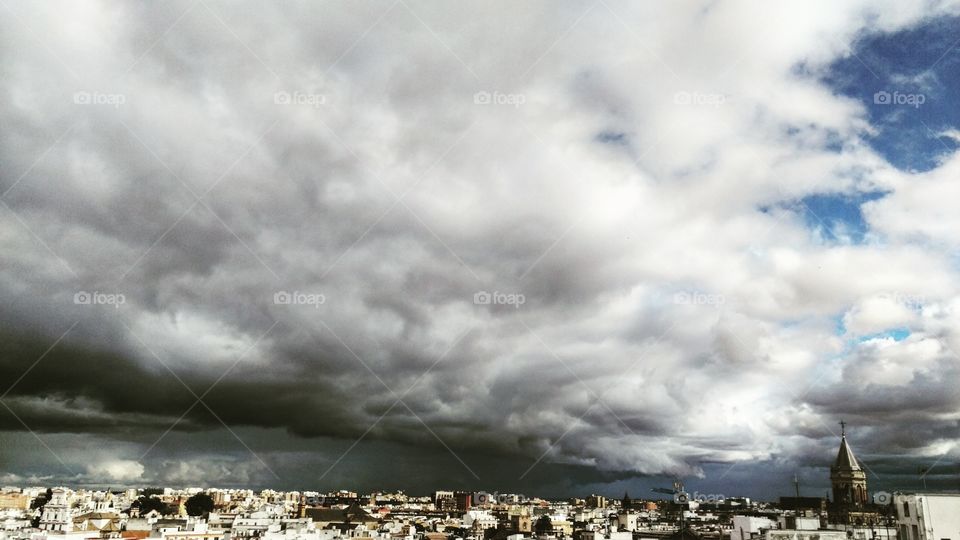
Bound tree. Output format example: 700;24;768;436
30;488;54;527
137;496;169;515
185;493;214;516
534;515;553;536
31;488;53;510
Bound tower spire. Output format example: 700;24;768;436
830;422;868;523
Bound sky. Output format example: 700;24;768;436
2;0;960;501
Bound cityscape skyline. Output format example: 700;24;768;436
0;430;944;505
0;431;952;540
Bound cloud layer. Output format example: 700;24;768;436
2;0;959;496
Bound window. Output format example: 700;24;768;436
903;502;910;517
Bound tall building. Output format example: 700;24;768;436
454;491;473;512
830;427;868;507
586;494;606;509
828;423;881;525
433;491;456;512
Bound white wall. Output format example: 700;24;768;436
616;513;638;532
896;494;960;540
767;531;846;540
731;516;776;540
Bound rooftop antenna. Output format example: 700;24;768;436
652;479;686;533
793;474;800;498
674;479;685;534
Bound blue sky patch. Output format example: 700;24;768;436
760;191;888;244
795;191;887;243
822;16;960;171
859;327;911;342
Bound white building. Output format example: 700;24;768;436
461;511;497;530
778;516;820;531
825;525;897;540
766;531;846;540
730;516;776;540
39;489;72;533
616;512;638;532
581;531;631;540
895;493;960;540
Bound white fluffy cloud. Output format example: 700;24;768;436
85;460;145;482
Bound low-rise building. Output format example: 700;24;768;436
729;516;776;540
766;531;846;540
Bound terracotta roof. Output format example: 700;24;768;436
75;512;120;520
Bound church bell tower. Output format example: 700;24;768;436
830;421;868;507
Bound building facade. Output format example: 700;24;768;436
894;493;960;540
39;489;74;533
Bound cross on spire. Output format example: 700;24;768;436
840;420;846;437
